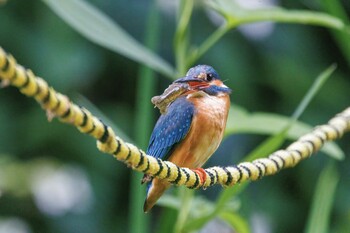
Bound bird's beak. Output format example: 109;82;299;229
174;76;209;89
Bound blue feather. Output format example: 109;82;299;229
203;85;231;95
146;96;195;161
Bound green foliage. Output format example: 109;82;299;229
305;161;339;233
227;108;344;160
219;212;250;233
0;0;349;233
209;0;348;30
227;64;343;160
43;0;175;78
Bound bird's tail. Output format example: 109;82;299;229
143;178;171;213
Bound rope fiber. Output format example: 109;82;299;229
0;47;349;189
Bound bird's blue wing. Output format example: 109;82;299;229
146;96;195;160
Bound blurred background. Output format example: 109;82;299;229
0;0;349;233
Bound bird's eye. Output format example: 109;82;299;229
206;73;213;81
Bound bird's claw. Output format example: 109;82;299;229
141;174;152;184
0;80;10;88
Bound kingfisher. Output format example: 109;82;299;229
143;65;231;212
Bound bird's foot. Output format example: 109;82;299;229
191;168;207;186
141;174;152;184
0;80;10;88
46;110;56;122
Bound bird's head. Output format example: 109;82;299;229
174;65;231;95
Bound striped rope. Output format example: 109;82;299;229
0;47;349;189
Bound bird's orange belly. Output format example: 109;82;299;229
169;93;230;168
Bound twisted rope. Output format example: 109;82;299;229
0;47;349;189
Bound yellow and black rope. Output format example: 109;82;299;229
0;47;349;189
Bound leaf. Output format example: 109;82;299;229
158;190;213;232
225;106;344;160
190;1;349;69
304;161;339;233
181;191;241;231
181;196;242;232
219;211;250;233
43;0;176;78
208;0;348;32
291;64;337;120
157;194;182;210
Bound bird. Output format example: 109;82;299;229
142;65;231;212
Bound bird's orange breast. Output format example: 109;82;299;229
168;91;230;168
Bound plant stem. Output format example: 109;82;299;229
187;24;231;67
235;9;347;31
174;0;194;75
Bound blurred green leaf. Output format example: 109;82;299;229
219;211;250;233
176;187;240;233
158;193;222;215
180;194;241;231
246;128;289;162
305;161;339;233
43;0;176;78
183;214;214;232
176;187;238;231
226;106;343;160
158;193;213;231
190;0;349;64
321;0;350;66
291;64;337;120
158;191;240;232
208;0;348;31
157;194;182;210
